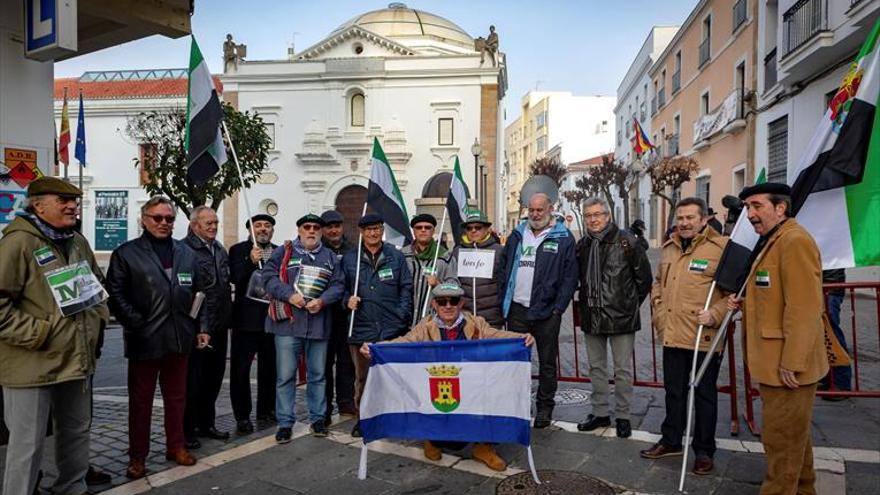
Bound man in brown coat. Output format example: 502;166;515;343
728;182;828;495
642;198;728;475
360;281;533;472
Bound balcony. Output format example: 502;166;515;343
699;38;711;68
733;0;747;32
658;88;666;108
783;0;828;56
764;48;778;91
651;96;657;116
672;70;681;94
693;90;747;146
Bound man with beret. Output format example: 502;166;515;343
341;213;413;437
402;213;457;326
727;182;828;494
263;214;344;442
1;177;109;495
321;210;357;425
229;214;278;434
452;210;506;327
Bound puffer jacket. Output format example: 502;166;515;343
0;216;109;387
452;232;505;327
575;224;652;335
340;242;413;344
184;231;232;333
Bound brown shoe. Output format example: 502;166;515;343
472;443;507;472
423;440;442;461
165;448;197;466
692;455;714;475
125;458;146;479
639;442;683;459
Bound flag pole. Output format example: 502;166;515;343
221;120;260;251
420;171;456;319
77;90;83;191
349;202;369;338
63;88;69;180
678;281;717;492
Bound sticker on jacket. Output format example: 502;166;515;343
288;257;302;267
542;241;559;253
177;272;193;286
756;270;770;287
689;259;709;273
34;246;57;266
378;268;394;281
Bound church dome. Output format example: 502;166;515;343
331;3;474;50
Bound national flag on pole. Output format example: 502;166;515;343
367;137;412;247
790;18;880;269
59;91;70;166
359;339;531;446
712;167;766;292
74;92;86;165
632;118;655;156
185;36;227;185
446;156;471;242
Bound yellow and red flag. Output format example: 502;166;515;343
632;118;654;156
59;90;71;166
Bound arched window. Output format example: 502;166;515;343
350;93;365;127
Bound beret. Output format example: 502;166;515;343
27;177;82;197
358;213;383;227
738;182;791;201
410;213;437;227
245;214;276;229
321;210;344;224
296;214;325;227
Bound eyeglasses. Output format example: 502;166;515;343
413;225;434;231
465;225;485;231
585;213;609;220
301;224;322;231
434;297;461;307
363;225;383;233
144;214;176;224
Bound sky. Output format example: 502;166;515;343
55;0;697;123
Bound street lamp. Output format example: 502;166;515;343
470;137;481;209
479;157;487;212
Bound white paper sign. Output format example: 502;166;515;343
457;249;495;279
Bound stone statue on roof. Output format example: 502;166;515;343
223;34;247;72
475;25;499;67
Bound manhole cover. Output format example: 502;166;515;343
530;388;592;406
496;470;615;494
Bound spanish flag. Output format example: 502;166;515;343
632;118;654;156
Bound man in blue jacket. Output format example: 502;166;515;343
500;193;578;428
263;214;344;443
342;213;413;437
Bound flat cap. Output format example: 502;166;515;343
296;214;325;227
321;210;344;225
461;209;491;227
432;281;465;298
246;213;276;229
27;177;82;197
358;213;383;227
738;182;791;201
410;213;437;227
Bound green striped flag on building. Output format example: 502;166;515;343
367;137;412;247
185;36;227;185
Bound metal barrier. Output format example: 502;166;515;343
741;281;880;435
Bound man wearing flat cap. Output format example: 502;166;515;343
452;210;506;327
339;213;413;437
262;213;344;442
0;177;109;494
727;182;828;494
402;213;457;326
229;214;278;434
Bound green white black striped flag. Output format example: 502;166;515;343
367;137;412;247
185;36;227;185
446;156;471;242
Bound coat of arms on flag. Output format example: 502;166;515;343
427;365;461;413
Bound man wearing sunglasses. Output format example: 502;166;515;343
107;196;209;479
360;281;533;471
452;210;505;327
402;213;457;326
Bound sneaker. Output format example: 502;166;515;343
275;427;293;444
577;414;611;432
311;420;329;437
615;418;632;438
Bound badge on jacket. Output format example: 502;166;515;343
33;246;57;266
178;272;193;286
756;270;770;287
288;257;302;267
542;241;559;253
688;259;709;273
378;268;394;281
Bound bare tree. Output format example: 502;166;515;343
528;156;566;187
646;155;700;227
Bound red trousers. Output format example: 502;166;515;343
128;353;188;459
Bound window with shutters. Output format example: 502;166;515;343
767;116;788;182
696;176;711;205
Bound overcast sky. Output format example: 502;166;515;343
55;0;696;122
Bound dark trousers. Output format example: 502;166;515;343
506;302;562;413
660;346;721;457
230;329;277;421
325;321;355;416
823;294;852;390
184;328;228;436
128;353;188;459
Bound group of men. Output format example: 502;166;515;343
0;174;834;495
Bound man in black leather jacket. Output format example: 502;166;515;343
106;196;209;479
182;206;232;445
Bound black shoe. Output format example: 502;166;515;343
351;421;362;438
275;427;292;444
616;418;632;438
85;465;112;486
821;394;848;402
197;427;230;440
311;420;329;437
324;414;333;427
533;408;553;429
184;437;201;449
236;419;254;434
577;414;611;432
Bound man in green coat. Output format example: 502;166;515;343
0;177;109;495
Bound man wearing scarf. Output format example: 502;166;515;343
263;214;344;443
1;177;109;495
402;213;457;326
575;197;652;439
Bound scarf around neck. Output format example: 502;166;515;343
27;213;75;241
414;239;445;261
293;238;323;260
584;223;613;308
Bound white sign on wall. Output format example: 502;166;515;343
24;0;77;61
457;249;495;279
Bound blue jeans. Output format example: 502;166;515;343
275;335;328;427
825;294;852;390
